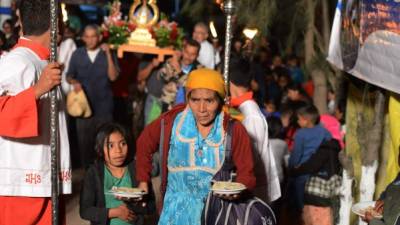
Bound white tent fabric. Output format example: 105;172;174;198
327;0;400;94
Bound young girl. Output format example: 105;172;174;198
80;123;155;225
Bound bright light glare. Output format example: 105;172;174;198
61;3;68;23
243;28;258;40
209;21;218;38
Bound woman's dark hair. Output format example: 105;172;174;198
267;116;284;139
94;122;133;164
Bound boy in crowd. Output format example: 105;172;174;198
288;105;331;211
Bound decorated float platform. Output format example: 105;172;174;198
116;44;175;61
103;0;183;61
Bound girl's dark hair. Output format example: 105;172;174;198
267;116;284;139
94;122;133;164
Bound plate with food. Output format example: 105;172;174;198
352;201;383;219
211;181;246;195
108;187;147;199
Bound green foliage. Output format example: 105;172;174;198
235;0;277;35
277;0;307;53
181;0;214;22
175;28;185;49
154;26;170;47
106;25;130;46
180;0;277;36
153;13;185;49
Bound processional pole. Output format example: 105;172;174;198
49;0;59;224
222;0;235;101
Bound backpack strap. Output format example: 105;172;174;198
220;120;236;180
224;119;234;165
243;198;277;225
224;203;233;225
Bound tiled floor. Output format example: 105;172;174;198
65;169;89;225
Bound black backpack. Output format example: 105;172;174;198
201;121;277;225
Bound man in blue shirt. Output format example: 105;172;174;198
161;39;201;110
67;24;119;168
137;39;201;125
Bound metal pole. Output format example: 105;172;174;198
222;0;235;101
49;0;59;224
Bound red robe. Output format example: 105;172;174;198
0;87;38;137
0;38;65;225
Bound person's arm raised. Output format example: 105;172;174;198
102;43;119;81
137;58;161;82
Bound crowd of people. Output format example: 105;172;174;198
1;1;400;225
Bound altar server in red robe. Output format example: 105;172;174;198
0;1;71;224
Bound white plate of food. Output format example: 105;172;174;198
108;187;147;199
211;181;246;195
352;201;383;219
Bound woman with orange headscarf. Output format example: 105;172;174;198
135;68;256;225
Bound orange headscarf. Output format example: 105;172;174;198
185;68;225;99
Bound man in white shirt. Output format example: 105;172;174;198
229;59;281;203
192;22;215;69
